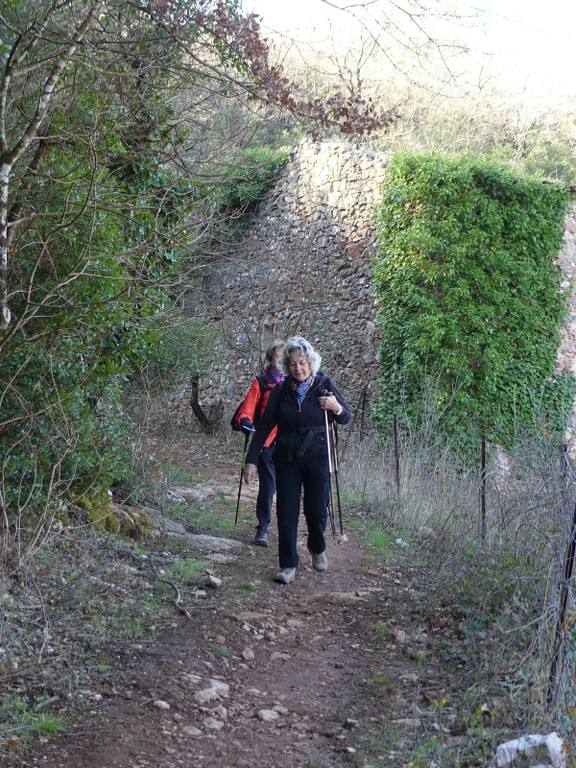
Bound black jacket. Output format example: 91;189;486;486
245;372;351;465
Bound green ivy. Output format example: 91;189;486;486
217;146;289;215
372;151;573;446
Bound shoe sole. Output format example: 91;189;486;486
274;571;296;585
310;552;328;572
254;539;269;547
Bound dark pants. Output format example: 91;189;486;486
256;446;276;530
273;454;330;568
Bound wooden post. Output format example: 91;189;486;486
480;435;487;544
547;498;576;705
394;414;400;498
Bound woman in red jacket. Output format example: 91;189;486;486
235;339;285;546
243;336;351;584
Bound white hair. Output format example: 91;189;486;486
283;335;322;376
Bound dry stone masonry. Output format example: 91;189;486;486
555;201;576;442
170;140;389;429
167;141;576;444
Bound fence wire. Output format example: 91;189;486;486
339;413;576;714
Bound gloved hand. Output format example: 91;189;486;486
240;418;255;434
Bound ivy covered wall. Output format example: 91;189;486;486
372;152;573;446
160;142;576;449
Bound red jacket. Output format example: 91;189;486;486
235;369;282;448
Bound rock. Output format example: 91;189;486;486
194;687;220;704
394;629;407;644
391;718;422;728
209;679;230;697
203;717;224;730
270;651;291;661
184;673;203;686
495;732;566;768
302;591;367;604
204;572;222;588
141;508;243;551
153;700;170;710
257;709;280;722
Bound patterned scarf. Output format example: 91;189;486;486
290;375;314;406
266;364;285;384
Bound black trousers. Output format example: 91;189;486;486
255;446;276;530
273;454;330;568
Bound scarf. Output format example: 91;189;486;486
290;375;314;406
266;364;285;384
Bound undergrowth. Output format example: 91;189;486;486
2;426;575;765
341;425;576;763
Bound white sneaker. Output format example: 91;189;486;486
274;567;296;584
311;551;328;572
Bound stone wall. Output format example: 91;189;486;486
166;140;389;430
555;200;576;440
164;140;576;443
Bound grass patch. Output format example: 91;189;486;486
0;695;65;751
363;522;395;552
369;671;398;697
370;621;393;638
163;556;206;583
212;642;229;658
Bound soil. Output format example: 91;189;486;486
1;433;481;768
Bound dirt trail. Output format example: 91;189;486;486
33;536;464;768
5;440;470;768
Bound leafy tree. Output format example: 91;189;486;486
373;152;573;446
0;0;398;561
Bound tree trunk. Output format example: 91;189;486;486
189;375;212;432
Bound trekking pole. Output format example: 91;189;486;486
323;391;337;537
234;432;251;525
330;421;344;535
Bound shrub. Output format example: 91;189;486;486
372;151;573;447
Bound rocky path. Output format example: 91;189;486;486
28;525;463;768
1;433;479;768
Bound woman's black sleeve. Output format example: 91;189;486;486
328;378;352;426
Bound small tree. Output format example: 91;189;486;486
0;0;398;563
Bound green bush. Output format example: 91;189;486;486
372;151;573;446
141;313;220;392
218;146;289;214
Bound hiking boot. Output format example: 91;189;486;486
311;551;328;572
253;527;270;547
274;567;296;585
